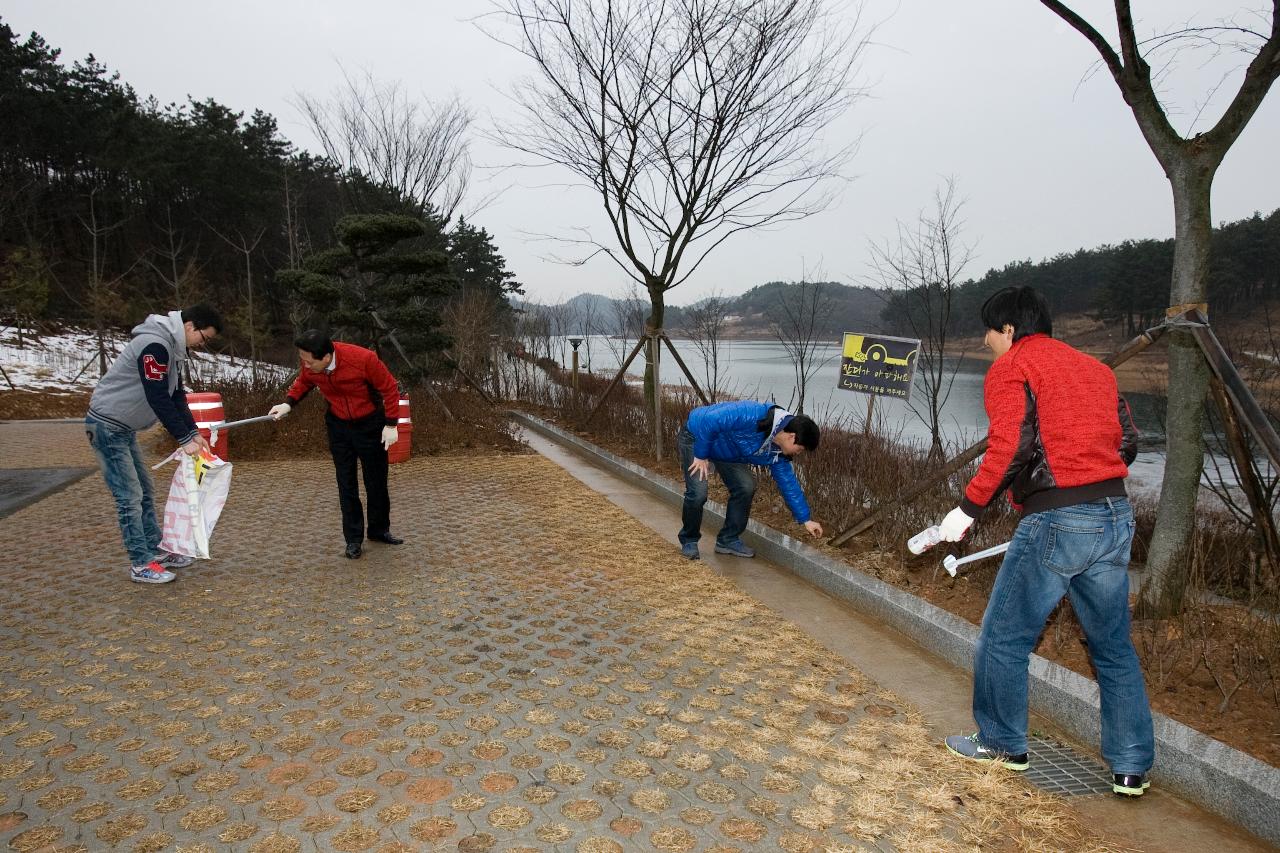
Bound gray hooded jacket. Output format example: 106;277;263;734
87;311;199;444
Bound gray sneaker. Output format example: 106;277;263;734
680;542;700;560
155;551;194;570
944;733;1028;771
714;540;755;558
130;562;176;584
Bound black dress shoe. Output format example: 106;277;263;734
344;543;363;559
368;532;404;545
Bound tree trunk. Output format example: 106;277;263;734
244;250;258;385
642;282;666;408
1137;163;1214;616
96;322;108;377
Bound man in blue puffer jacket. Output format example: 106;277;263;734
677;400;824;559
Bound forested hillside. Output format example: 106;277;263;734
880;209;1280;339
0;21;520;368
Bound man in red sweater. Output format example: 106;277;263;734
936;287;1154;799
268;330;404;559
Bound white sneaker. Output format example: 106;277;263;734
155;551;194;569
130;562;176;584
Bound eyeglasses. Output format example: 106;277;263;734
197;328;213;348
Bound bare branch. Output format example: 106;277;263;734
295;65;475;220
681;288;733;401
867;178;971;458
770;270;836;414
483;0;869;317
1041;1;1280;161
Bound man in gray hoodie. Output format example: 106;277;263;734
85;305;223;583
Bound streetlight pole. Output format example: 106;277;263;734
568;337;583;391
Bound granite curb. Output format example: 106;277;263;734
512;410;1280;846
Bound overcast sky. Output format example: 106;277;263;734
6;1;1278;305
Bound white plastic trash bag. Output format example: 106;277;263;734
154;451;233;559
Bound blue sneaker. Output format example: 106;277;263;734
944;733;1028;771
130;562;176;584
680;542;699;560
714;540;755;558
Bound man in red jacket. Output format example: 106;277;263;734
268;330;404;559
936;287;1154;799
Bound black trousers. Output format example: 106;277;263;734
326;412;390;544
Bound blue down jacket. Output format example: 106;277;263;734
685;400;811;523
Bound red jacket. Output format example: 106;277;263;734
961;334;1138;517
285;342;400;423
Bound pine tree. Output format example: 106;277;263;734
278;212;457;375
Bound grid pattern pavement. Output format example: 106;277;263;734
0;421;97;469
0;432;1125;851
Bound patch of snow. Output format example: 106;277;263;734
0;323;290;393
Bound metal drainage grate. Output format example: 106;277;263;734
1024;735;1114;796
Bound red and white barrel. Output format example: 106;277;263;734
186;391;229;459
389;395;411;463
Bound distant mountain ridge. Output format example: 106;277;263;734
514;281;888;338
512;206;1280;340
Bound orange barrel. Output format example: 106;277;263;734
186;391;229;460
388;395;411;463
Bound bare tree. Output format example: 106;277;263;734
771;276;835;414
546;301;575;368
486;0;867;392
515;298;552;362
208;225;266;382
442;289;497;375
1039;2;1280;615
605;283;648;367
868;179;970;459
682;291;733;402
296;66;474;220
145;205;202;306
442;287;505;393
77;188;137;376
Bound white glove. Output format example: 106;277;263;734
381;425;399;451
939;506;975;542
268;403;291;421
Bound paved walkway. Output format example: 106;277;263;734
0;421;97;469
520;430;1277;853
0;420;1253;851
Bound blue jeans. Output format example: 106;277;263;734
86;415;161;567
677;426;756;548
974;497;1154;774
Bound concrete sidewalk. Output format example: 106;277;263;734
519;427;1275;853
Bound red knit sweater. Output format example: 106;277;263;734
285;342;400;423
961;334;1136;516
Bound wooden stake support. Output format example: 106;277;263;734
580;331;711;439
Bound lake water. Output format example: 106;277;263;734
549;335;1237;502
558;335;1167;441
